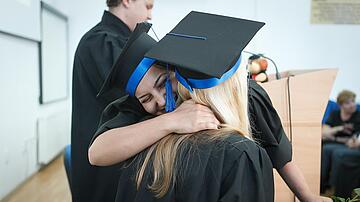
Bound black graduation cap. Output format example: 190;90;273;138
145;11;265;82
97;22;157;97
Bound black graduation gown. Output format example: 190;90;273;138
115;134;274;202
71;11;131;202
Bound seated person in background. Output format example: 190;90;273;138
321;90;360;196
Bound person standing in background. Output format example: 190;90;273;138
71;1;153;201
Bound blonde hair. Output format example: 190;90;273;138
135;66;250;198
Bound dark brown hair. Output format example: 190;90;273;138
106;0;122;7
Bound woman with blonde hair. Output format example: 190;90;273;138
114;60;274;201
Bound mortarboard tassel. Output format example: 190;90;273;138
165;66;176;112
150;27;175;112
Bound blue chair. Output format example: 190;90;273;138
322;100;340;124
64;144;72;194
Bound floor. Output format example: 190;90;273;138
1;155;71;202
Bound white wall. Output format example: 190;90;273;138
41;0;106;76
0;0;105;198
254;0;360;100
0;33;39;199
0;0;358;199
0;0;41;41
41;0;360;101
0;0;72;199
0;30;70;198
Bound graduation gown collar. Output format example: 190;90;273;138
101;10;131;35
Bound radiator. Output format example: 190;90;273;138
37;110;70;165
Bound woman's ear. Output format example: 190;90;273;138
121;0;131;8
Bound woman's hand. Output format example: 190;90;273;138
343;123;354;135
162;100;220;134
279;161;333;202
336;136;351;144
322;125;343;141
89;100;220;166
333;125;345;134
346;136;360;149
301;192;332;202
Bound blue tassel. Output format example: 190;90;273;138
165;74;176;112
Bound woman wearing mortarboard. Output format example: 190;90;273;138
89;11;331;202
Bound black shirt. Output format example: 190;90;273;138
325;110;360;137
115;134;274;202
71;11;131;202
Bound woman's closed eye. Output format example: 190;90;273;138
158;79;166;89
140;95;152;104
155;74;167;89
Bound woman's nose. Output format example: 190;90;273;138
155;92;165;108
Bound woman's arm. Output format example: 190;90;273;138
322;124;343;140
278;160;332;202
322;124;352;144
336;136;351;144
88;100;219;166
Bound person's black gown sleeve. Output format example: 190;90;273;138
248;79;292;170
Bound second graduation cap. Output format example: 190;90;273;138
145;11;265;91
97;22;177;111
97;22;157;97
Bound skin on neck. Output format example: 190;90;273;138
109;4;131;29
340;109;352;121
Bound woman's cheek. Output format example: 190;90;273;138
143;103;156;115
